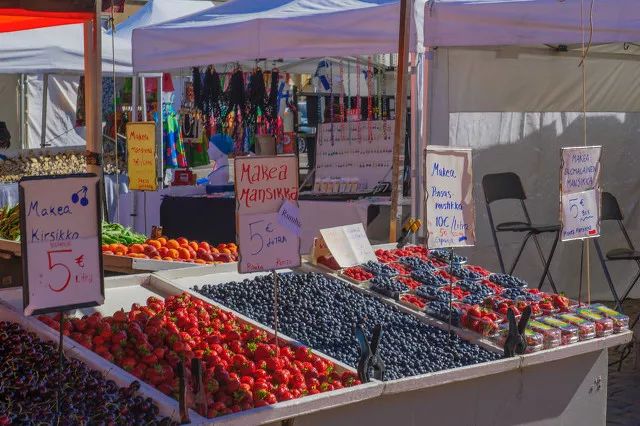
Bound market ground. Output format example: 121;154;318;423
606;299;639;426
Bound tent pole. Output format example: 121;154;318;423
420;48;431;240
40;73;49;149
19;74;26;150
156;75;163;190
409;53;417;242
132;77;139;122
141;77;147;120
83;2;103;178
389;0;411;242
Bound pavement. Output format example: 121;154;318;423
606;299;640;426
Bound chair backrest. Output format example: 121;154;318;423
601;192;624;221
482;172;527;204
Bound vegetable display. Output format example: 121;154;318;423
0;205;19;241
0;321;175;425
39;293;358;419
101;222;147;245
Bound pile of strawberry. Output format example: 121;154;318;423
459;305;502;336
39;293;359;418
388;262;412;276
342;266;374;282
375;249;399;264
400;294;427;310
397;276;422;290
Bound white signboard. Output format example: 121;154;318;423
235;156;301;273
560;146;602;241
315;120;394;191
424;147;475;249
319;223;377;268
19;174;104;315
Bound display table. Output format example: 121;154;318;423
160;195;378;253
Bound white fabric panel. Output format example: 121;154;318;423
132;0;426;72
0;24;131;74
26;75;86;149
0;183;18;208
0;74;19;154
446;112;640;301
424;0;640;47
443;46;640;112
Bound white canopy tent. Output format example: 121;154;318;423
418;0;640;301
131;0;426;72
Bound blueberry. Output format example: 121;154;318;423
411;270;447;287
430;249;467;265
489;273;528;289
362;261;398;277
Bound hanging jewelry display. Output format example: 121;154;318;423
367;56;374;142
382;61;389;139
265;68;280;133
329;62;335;145
346;59;352;143
225;67;246;153
192;67;204;113
356;59;362;143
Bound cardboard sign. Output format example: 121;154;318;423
319;224;377;268
127;122;158;191
560;146;602;241
234;156;300;273
424;147;475;249
19;174;104;315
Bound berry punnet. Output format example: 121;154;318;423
193;273;501;380
0;321;176;425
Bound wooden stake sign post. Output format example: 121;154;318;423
424;147;475;337
234;155;301;346
19;173;104;421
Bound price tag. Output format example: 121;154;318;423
560;146;602;241
319;223;376;268
235;155;301;273
127;122;158;191
561;190;599;240
278;200;302;237
19;174;104;315
424;147;475;248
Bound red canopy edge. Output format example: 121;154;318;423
0;2;94;33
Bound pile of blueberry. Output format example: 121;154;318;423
489;273;528;289
429;249;467;265
415;285;451;302
426;301;463;326
411;270;448;287
462;294;489;305
362;261;399;277
193;273;500;380
398;256;435;272
500;287;541;302
369;276;409;298
449;266;483;282
457;280;495;298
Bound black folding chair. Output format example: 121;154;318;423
482;172;560;293
593;192;640;311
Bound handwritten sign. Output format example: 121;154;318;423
19;174;104;315
234;156;300;273
315;120;394;191
424;147;475;249
278;200;302;237
127;122;158;191
560;146;602;241
319;224;377;268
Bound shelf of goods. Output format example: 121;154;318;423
302;244;632;425
0;270;380;426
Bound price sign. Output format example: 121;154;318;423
424;147;475;249
319;224;377;268
560;146;602;241
19;174;104;315
235;155;300;273
127;122;158;191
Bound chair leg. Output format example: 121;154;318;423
619;269;640;307
485;204;506;273
593;239;623;311
537;231;559;293
532;234;557;291
508;232;533;275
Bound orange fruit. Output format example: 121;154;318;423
109;243;120;253
101;244;110;252
221;248;231;255
163;257;174;262
166;239;180;250
130;244;144;254
210;248;219;255
147;240;162;250
152;256;162;260
158;237;167;246
227;243;237;250
189;242;199;252
177;237;189;246
199;242;211;252
178;248;191;260
194;259;206;264
158;247;169;257
115;251;125;256
168;249;180;259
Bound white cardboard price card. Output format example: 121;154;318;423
234;155;301;273
560;146;602;241
319;224;377;268
19;174;104;316
424;147;475;249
